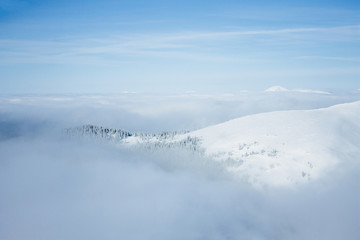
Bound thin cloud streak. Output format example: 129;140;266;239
296;56;360;62
162;25;360;40
0;25;359;65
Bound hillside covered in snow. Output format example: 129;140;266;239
66;101;360;187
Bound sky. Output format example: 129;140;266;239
0;0;359;94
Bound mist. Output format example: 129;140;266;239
1;92;360;240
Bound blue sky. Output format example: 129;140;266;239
0;0;359;94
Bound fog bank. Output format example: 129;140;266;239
1;93;359;239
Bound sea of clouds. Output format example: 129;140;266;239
1;91;359;240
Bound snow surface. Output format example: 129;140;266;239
183;101;360;187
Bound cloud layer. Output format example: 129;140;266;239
0;93;359;239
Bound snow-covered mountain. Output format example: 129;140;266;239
66;101;360;187
185;101;360;187
264;86;289;92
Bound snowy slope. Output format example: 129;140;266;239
66;101;360;188
183;101;360;187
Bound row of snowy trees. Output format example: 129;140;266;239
65;124;202;154
138;135;203;154
65;125;133;141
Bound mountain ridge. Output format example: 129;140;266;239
66;101;360;187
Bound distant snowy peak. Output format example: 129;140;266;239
264;86;289;92
264;86;330;94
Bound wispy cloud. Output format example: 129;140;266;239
161;25;360;40
0;25;359;65
207;7;360;23
296;56;360;62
